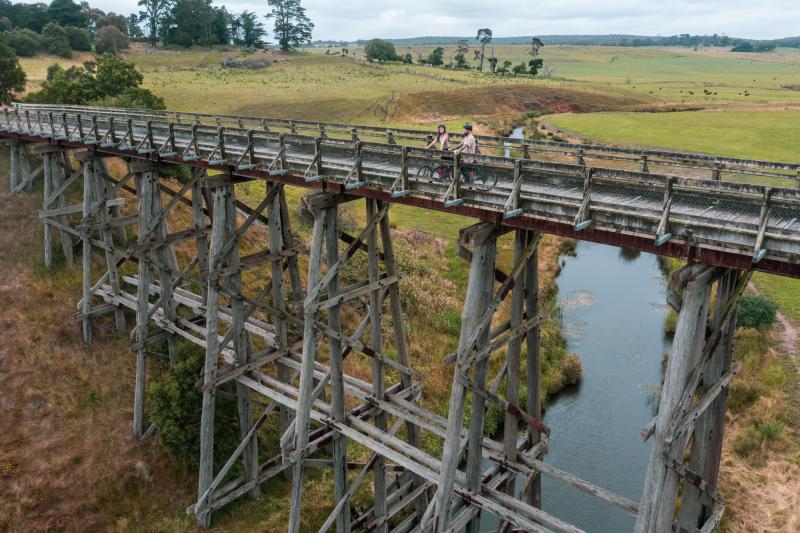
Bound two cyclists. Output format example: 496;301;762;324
422;123;491;187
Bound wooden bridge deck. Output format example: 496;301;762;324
3;103;800;278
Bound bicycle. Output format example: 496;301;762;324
415;155;497;191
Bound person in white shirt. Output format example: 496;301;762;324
453;124;476;158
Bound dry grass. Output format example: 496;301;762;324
0;158;195;532
715;327;800;532
391;84;644;123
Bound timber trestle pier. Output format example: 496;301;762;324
2;103;799;533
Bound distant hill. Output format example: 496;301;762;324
321;34;800;49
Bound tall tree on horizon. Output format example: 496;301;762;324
529;37;543;57
238;11;266;48
476;27;492;71
138;0;173;45
265;0;312;52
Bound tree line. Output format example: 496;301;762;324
1;0;132;58
134;0;313;50
364;29;547;76
0;0;314;56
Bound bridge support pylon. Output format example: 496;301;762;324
637;265;749;533
34;144;74;268
286;193;427;533
194;177;304;527
430;224;547;532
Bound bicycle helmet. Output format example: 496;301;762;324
463;124;473;131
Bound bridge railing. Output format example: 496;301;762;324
3;105;800;269
12;103;800;187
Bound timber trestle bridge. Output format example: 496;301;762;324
2;103;799;533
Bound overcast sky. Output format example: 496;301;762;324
39;0;800;40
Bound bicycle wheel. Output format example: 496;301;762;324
470;168;497;191
435;165;454;183
416;165;433;180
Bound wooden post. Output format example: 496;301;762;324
131;161;158;439
224;183;260;501
502;230;529;499
635;265;714;533
91;158;126;333
287;201;327;533
9;143;18;192
325;199;350;533
80;156;95;344
367;198;388;533
21;144;32;192
52;152;74;266
677;269;738;530
191;173;209;303
197;182;230;528
433;223;500;531
378;203;428;520
525;231;542;508
269;183;292;445
42;152;54;267
101;158;127;245
152;172;179;362
279;186;303;305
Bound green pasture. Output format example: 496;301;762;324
547;110;800;163
547;108;800;323
331;44;800;104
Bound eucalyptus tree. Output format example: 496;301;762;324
476;27;492;71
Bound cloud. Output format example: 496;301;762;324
22;0;799;40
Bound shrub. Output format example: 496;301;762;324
6;28;42;57
727;380;760;413
46;63;63;81
158;164;192;183
94;25;129;55
365;38;398;62
27;54;164;109
733;428;762;457
148;342;241;467
560;353;583;385
65;26;91;51
41;22;72;58
664;309;678;334
736;294;777;329
755;419;784;442
441;308;461;336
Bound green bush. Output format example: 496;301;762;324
755;419;784;442
158;164;193;183
46;63;63;81
364;38;398;62
26;54;165;109
6;28;41;57
736;294;778;329
65;26;91;52
148;342;241;468
560;353;582;385
727;380;760;413
94;25;129;55
733;428;762;457
41;22;72;58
